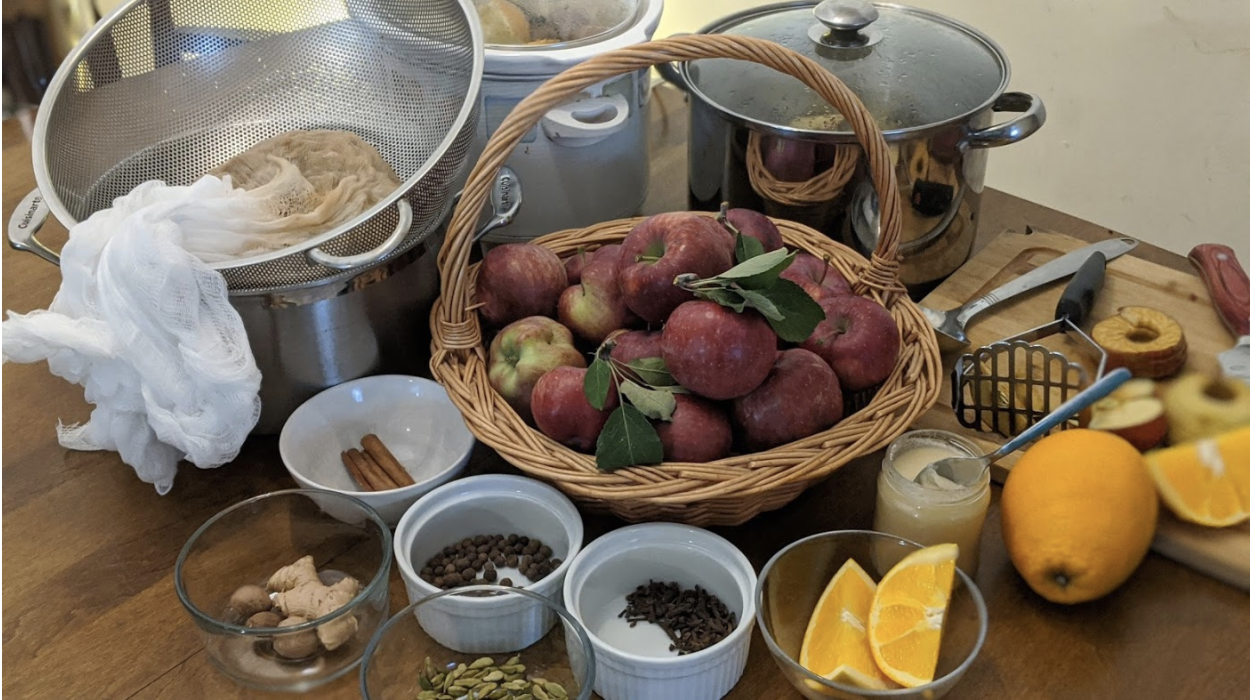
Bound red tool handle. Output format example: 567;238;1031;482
1189;244;1250;336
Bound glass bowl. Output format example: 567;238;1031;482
175;489;392;692
756;531;987;700
361;585;595;700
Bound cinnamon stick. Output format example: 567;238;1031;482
339;450;371;490
361;434;416;487
348;448;396;490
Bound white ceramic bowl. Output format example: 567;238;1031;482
278;375;475;527
562;523;757;700
393;474;584;654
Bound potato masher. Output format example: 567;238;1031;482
951;251;1110;437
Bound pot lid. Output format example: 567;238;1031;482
684;0;1009;135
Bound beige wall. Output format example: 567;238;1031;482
657;0;1251;266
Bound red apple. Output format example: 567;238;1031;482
532;366;618;453
557;244;637;344
661;300;777;400
476;243;568;327
761;135;817;182
802;296;900;392
720;208;784;253
608;329;663;366
617;213;734;324
780;253;852;302
488;316;586;422
732;349;844;451
1083;378;1169;451
655;394;733;462
564;248;590;285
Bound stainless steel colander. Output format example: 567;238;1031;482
22;0;482;292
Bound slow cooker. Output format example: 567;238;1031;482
469;0;665;243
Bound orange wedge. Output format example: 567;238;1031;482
800;559;895;690
1145;426;1250;527
868;543;958;688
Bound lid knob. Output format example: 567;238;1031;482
814;0;879;33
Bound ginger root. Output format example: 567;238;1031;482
268;556;362;651
272;616;319;659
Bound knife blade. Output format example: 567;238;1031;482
920;236;1138;351
1188;244;1249;381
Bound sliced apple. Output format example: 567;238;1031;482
1083;378;1169;452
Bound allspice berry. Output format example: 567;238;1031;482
273;616;319;659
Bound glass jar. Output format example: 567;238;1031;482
873;430;990;577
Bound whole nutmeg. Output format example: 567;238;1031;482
272;616;319;659
224;584;272;623
246;610;282;629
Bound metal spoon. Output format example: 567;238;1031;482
916;367;1133;486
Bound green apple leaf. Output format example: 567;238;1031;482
715;247;795;290
595;405;664;471
625;357;677;387
734;232;765;264
693;287;746;312
584;358;613;410
757;279;825;343
620;381;677;421
737;289;784;321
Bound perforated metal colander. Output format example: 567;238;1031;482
31;0;482;292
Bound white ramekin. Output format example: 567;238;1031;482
278;375;475;527
393;474;584;654
562;523;757;700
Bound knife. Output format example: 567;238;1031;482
921;237;1139;351
1188;244;1249;381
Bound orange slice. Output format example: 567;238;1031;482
868;543;958;688
1145;427;1250;527
800;559;895;690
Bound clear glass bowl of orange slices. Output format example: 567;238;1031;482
755;531;987;699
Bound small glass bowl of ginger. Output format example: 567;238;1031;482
175;489;393;692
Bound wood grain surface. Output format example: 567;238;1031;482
2;85;1249;699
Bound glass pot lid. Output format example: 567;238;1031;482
473;0;642;49
683;0;1009;137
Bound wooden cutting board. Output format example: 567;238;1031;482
914;230;1249;590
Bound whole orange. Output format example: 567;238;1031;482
1000;429;1158;604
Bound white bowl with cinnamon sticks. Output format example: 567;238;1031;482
279;375;476;526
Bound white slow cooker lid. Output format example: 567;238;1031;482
479;0;664;76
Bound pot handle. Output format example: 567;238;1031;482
966;92;1046;149
7;188;61;266
306;199;412;270
541;94;631;147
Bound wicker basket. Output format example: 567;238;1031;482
430;35;942;526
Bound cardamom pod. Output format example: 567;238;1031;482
544;682;567;699
502;679;529;691
480;670;505;683
533;688;551;700
513;694;534;700
430;673;446;688
416;691;440;700
487;689;509;700
419;676;433;691
504;655;521;667
469;657;496;670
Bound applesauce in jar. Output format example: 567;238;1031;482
873;430;990;577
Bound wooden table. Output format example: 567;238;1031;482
2;85;1248;699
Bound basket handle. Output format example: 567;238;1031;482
433;34;904;353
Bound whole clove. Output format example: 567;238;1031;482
619;580;737;655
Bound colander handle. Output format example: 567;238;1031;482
305;199;412;270
7;189;61;266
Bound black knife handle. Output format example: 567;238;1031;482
1055;251;1107;325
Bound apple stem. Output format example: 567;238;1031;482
715;201;741;237
635;254;662;264
1054;572;1070;589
